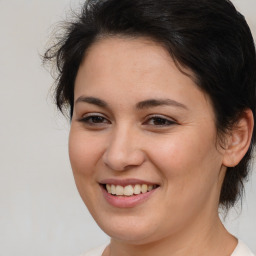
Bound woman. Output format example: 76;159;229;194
44;0;256;255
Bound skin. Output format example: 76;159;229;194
69;37;252;256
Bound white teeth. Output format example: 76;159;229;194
141;184;148;193
111;184;116;195
124;185;133;196
134;184;141;195
148;185;153;191
115;185;124;196
106;184;111;193
106;184;157;196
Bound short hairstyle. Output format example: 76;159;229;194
44;0;256;210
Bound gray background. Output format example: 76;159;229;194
0;0;255;255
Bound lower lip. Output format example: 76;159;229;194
100;186;158;208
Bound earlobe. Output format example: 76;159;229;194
222;109;254;167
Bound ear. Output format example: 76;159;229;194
222;109;254;167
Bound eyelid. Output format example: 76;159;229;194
143;114;178;126
81;112;106;118
77;112;111;124
145;114;177;121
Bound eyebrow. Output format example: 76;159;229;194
75;96;108;108
136;99;188;110
75;96;188;110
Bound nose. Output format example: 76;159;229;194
102;126;146;171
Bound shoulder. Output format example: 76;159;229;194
231;240;255;256
79;243;108;256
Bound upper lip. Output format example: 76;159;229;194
99;178;159;186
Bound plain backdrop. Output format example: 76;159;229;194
0;1;255;255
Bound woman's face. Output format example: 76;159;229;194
69;37;226;244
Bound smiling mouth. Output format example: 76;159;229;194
102;184;159;196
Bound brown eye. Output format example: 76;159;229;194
144;115;177;127
87;116;106;123
79;114;110;126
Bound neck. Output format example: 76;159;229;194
105;213;237;256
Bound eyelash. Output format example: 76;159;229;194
144;115;177;127
78;114;110;126
78;114;177;128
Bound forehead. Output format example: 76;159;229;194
74;36;212;113
76;37;194;90
81;36;175;78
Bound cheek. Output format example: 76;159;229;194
152;129;220;173
146;131;223;231
149;130;222;199
68;128;104;175
68;127;105;207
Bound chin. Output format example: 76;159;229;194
105;228;156;244
94;214;161;244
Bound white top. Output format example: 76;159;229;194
232;241;255;256
80;240;255;256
